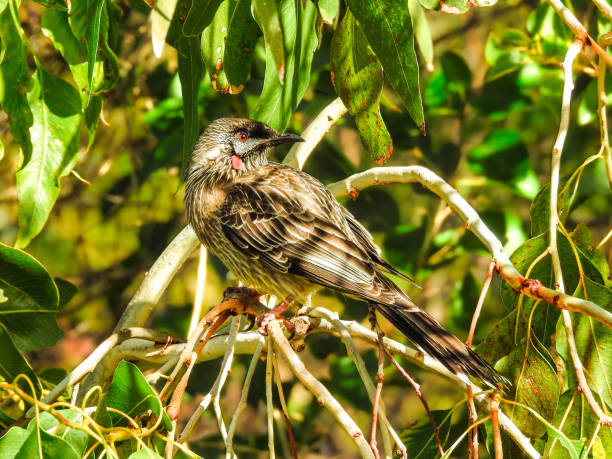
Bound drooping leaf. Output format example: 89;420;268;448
177;34;204;178
253;0;285;83
41;8;103;147
251;0;318;131
182;0;223;36
201;0;259;94
0;425;80;459
151;0;178;57
331;9;391;163
107;361;173;431
223;0;260;90
345;0;424;130
15;67;82;248
0;0;33;162
0;242;67;352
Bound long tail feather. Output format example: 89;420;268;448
374;302;510;389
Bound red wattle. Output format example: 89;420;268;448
231;155;243;171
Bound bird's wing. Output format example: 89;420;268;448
340;207;419;287
217;166;399;304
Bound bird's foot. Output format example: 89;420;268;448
257;295;295;335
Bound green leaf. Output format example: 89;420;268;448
177;35;204;179
34;0;68;10
331;9;391;163
41;9;103;147
0;0;33;162
223;0;260;90
0;323;39;392
201;0;259;94
0;424;80;459
318;0;339;24
345;0;424;130
86;0;105;103
15;67;82;248
556;278;612;407
408;0;433;70
0;242;64;352
253;0;285;83
400;410;452;457
151;0;178;57
251;0;318;131
32;410;89;457
107;361;173;431
183;0;223;36
496;337;560;438
128;449;164;459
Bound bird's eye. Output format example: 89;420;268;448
237;132;248;142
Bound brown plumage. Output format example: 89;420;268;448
184;118;508;389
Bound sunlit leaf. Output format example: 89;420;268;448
107;361;173;431
251;0;318;130
346;0;424;130
0;0;33;162
253;0;285;83
16;67;82;247
0;425;79;459
331;9;391;163
318;0;339;24
408;0;433;70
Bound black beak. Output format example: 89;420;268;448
264;132;304;147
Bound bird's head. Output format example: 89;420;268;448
186;118;303;184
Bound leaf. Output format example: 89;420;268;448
529;183;572;237
496;337;560;438
182;0;223;36
15;67;82;248
86;0;105;103
318;0;339;24
0;424;80;459
0;242;65;352
400;410;452;457
151;0;178;57
331;9;391;163
177;35;204;179
346;0;424;130
0;323;39;392
34;0;68;10
253;0;285;83
418;0;497;14
201;0;259;94
107;361;173;431
0;0;33;162
33;410;89;457
41;8;103;147
128;449;164;459
408;0;433;70
556;278;612;407
223;0;260;90
251;0;318;131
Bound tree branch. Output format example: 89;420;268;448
326;166;612;329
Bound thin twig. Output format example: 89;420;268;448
370;333;384;459
384;349;444;457
466;259;495;459
546;0;612;67
592;0;612;19
266;337;276;459
189;245;208;336
490;394;503;459
306;307;403;457
550;39;612;427
273;353;298;459
226;339;265;459
326;167;612;329
267;319;375;458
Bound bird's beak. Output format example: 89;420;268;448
263;132;305;147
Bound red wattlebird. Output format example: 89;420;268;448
184;118;508;389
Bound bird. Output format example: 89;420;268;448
184;117;508;389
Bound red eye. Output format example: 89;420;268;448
237;132;248;142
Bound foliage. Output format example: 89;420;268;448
0;0;611;457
